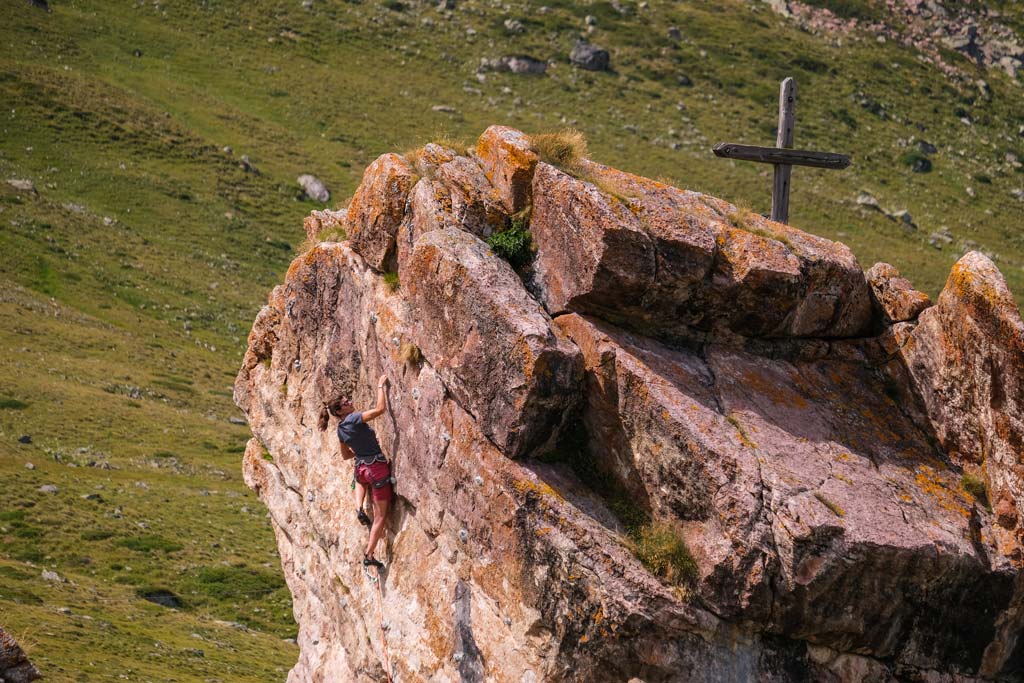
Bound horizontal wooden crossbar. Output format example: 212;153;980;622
713;143;851;170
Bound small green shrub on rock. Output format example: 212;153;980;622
487;214;533;268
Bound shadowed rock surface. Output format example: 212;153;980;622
0;627;41;683
236;126;1024;682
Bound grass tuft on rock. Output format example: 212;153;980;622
320;225;347;242
727;207;794;248
962;472;990;509
383;271;400;292
529;129;589;173
398;342;423;365
631;522;699;587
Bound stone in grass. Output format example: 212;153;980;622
297;174;330;203
570;41;611;71
138;588;184;609
24;462;34;470
479;55;547;75
38;484;58;494
18;435;31;444
41;569;63;582
5;179;36;194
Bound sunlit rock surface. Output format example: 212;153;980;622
236;126;1024;682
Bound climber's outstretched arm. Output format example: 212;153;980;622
360;375;389;422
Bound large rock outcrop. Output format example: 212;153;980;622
236;126;1024;682
530;160;873;340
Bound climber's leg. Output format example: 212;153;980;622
364;462;393;561
366;496;391;560
354;480;370;526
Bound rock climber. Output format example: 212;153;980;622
318;375;393;569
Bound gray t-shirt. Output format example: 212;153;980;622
337;412;383;464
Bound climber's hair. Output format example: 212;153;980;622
318;396;348;432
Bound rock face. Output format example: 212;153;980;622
897;254;1024;557
530;160;872;340
345;153;415;271
402;227;581;457
866;262;931;324
236;126;1024;682
0;627;42;683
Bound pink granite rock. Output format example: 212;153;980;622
235;242;796;682
0;627;41;683
556;312;1015;671
866;261;932;323
529;162;657;318
236;129;1024;683
406;143;506;239
402;227;581;457
899;252;1024;567
345;153;415;271
473;125;538;214
530;160;872;340
303;207;347;242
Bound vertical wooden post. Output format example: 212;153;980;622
771;77;796;223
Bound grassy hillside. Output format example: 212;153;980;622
1;0;1021;680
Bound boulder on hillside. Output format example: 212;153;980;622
297;174;331;203
238;126;1024;682
5;179;36;194
479;55;548;75
570;41;611;71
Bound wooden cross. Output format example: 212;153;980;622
712;77;851;224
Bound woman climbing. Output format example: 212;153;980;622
318;375;393;569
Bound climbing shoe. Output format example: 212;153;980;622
363;554;385;570
356;509;371;527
